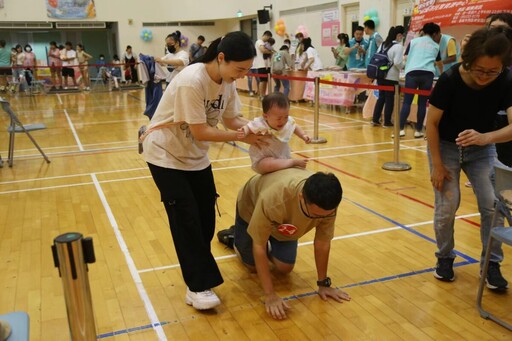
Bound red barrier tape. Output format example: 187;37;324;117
2;62;137;70
247;71;431;95
320;78;395;92
400;87;432;96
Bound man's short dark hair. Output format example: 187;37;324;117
262;92;289;114
303;172;342;210
364;20;375;30
355;26;364;32
198;35;205;42
263;30;273;37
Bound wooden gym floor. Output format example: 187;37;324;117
0;89;510;340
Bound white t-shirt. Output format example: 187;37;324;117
305;47;323;71
161;49;190;83
61;49;77;67
143;63;242;170
253;39;266;69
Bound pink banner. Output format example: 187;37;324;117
322;21;340;47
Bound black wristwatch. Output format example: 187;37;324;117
317;277;331;287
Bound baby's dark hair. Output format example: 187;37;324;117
262;92;289;114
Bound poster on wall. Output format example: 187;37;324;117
321;9;340;46
46;0;96;19
409;0;512;31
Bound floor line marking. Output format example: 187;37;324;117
64;108;84;151
91;173;167;340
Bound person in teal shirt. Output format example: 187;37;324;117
364;20;383;68
0;40;12;91
344;26;368;69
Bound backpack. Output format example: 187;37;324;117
366;43;395;80
272;52;285;74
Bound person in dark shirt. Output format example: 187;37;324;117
426;27;512;290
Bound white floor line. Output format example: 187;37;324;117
64;109;84;151
137;212;482;274
139;213;480;273
0;149;395;191
56;93;63;105
91;174;167;340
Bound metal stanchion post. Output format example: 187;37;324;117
382;84;411;171
311;77;327;144
52;232;97;340
267;72;272;95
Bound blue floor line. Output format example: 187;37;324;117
282;259;478;302
345;198;479;264
97;321;169;339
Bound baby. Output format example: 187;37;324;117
263;37;276;60
238;92;311;174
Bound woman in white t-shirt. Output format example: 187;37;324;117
142;31;261;311
155;30;190;85
300;38;323;71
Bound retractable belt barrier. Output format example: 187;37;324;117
246;71;432;170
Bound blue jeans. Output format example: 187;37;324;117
247;68;259;93
427;141;502;265
399;71;434;131
372;79;398;125
233;207;298;266
274;78;290;97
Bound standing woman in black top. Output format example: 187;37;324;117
426;27;512;289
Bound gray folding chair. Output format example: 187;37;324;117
476;164;512;330
0;97;50;167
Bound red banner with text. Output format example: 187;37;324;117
410;0;512;31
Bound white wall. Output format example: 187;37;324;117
0;0;424;67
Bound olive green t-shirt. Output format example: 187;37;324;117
237;168;336;246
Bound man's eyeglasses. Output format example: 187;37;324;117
468;68;503;78
300;196;337;219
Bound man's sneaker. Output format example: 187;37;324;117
391;130;406;138
217;226;235;249
185;288;221;310
485;262;509;290
414;131;424;138
434;258;455;281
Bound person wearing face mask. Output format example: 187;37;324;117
141;31;263;311
23;44;36;88
156;31;189;85
344;26;368;69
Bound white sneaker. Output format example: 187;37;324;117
414;131;424;138
185;287;220;310
391;130;406;138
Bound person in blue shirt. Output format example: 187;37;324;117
343;26;368;69
397;22;443;138
364;20;383;68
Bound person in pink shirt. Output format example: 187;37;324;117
48;41;63;89
22;44;36;87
